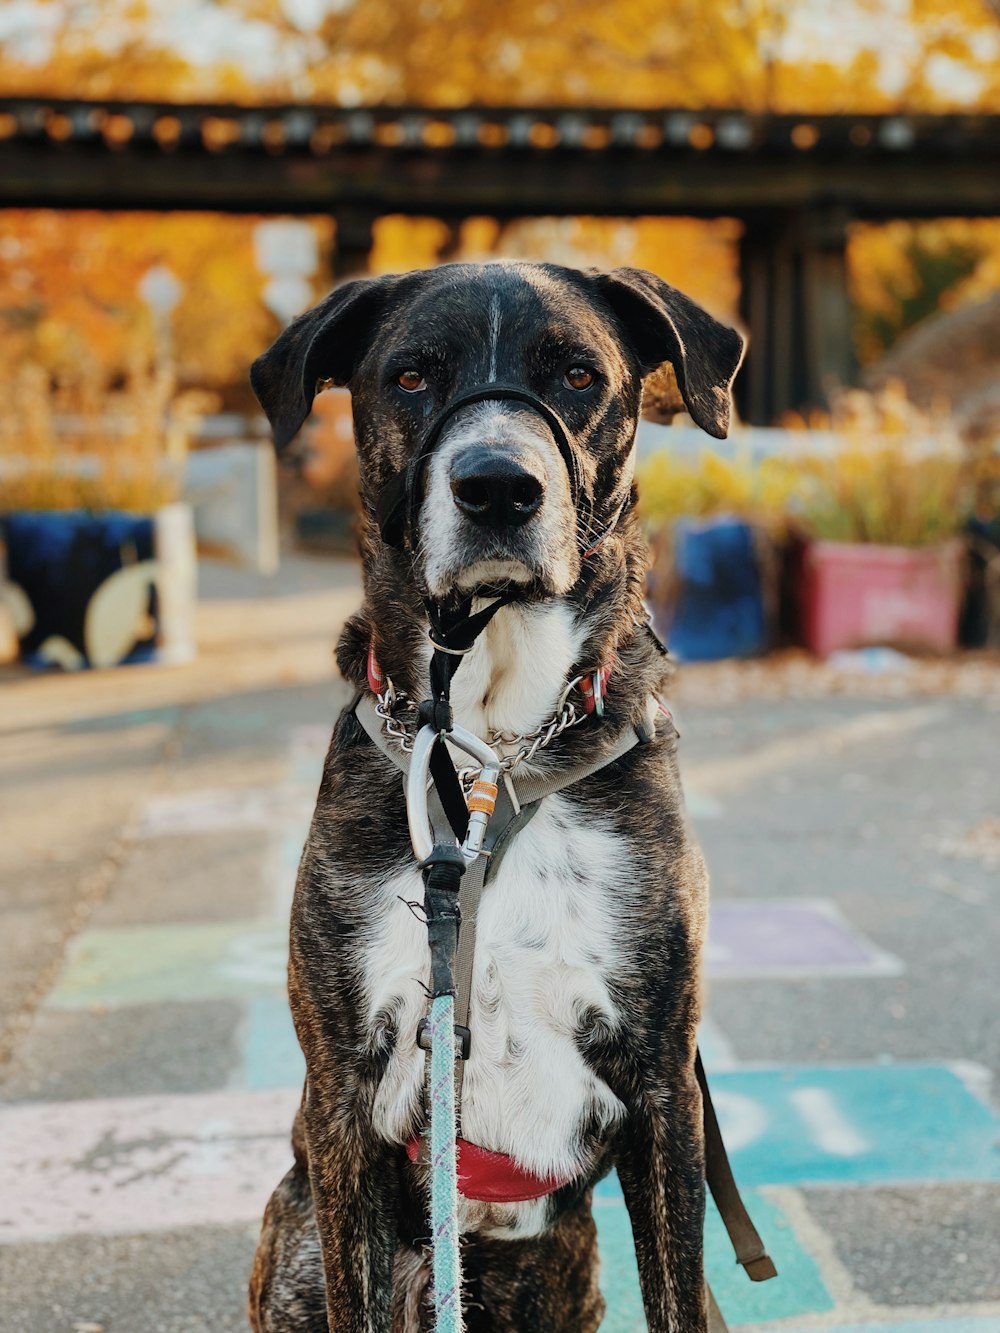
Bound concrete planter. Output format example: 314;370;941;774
1;502;197;669
801;539;964;657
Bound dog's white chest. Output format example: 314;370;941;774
364;794;628;1228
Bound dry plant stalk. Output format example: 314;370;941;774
637;448;799;533
639;382;979;549
785;381;971;547
0;358;211;513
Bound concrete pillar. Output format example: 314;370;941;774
801;207;857;406
332;210;376;279
737;208;856;424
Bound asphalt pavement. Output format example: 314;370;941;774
1;553;997;1333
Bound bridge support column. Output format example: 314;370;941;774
332;210;376;278
737;208;856;425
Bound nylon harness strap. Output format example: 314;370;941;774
374;382;585;552
352;694;776;1295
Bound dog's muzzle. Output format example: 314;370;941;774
375;383;587;550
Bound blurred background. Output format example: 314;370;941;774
0;4;998;1333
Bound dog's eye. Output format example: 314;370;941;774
396;370;427;393
564;366;595;391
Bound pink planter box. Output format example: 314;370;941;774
802;539;964;657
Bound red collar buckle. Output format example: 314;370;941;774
367;641;386;695
578;663;612;716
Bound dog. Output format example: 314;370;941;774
247;261;745;1333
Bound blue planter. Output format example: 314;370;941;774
657;517;768;662
3;510;159;669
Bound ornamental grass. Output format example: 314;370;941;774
0;359;212;513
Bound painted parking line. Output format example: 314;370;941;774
596;1186;833;1329
708;899;902;980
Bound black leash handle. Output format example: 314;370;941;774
422;845;466;999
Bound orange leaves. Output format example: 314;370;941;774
849;219;1000;365
0;210;332;390
3;0;1000;113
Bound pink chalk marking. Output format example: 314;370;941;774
139;787;312;836
0;1088;300;1242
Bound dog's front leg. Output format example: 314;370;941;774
302;1074;401;1333
617;1066;707;1333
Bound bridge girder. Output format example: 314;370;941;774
3;100;998;420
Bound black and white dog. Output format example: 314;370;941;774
248;263;744;1332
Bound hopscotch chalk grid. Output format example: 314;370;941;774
6;726;997;1333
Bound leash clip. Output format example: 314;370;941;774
407;723;502;868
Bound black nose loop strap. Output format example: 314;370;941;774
375;383;584;549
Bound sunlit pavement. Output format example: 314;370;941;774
1;555;998;1333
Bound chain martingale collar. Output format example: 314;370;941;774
366;639;613;783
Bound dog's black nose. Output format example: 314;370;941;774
450;448;544;528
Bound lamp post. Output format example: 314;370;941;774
254;220;318;326
139;263;182;369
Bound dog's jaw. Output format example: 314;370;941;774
453;558;535;594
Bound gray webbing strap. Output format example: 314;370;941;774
452;722;646;1118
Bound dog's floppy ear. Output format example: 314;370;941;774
595;267;745;439
250;276;391;452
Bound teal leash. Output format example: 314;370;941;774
428;993;462;1332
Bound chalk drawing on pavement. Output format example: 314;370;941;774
708;898;903;979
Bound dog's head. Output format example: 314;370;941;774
252;262;743;599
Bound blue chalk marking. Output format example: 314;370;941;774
243;997;305;1090
595;1183;832;1328
592;1063;997;1195
700;1064;1000;1186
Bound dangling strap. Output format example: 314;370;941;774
697;1049;778;1283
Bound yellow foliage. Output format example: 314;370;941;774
786;445;970;546
637;448;798;532
0;210;330;390
3;0;1000;113
641;382;981;547
849;219;1000;365
777;382;974;545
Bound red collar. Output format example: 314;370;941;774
367;641;612;716
406;1134;573;1203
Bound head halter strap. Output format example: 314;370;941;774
375;382;587;550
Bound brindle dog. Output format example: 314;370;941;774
248;263;744;1333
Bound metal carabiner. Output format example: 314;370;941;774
406;723;502;867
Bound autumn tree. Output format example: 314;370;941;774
3;0;1000;113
